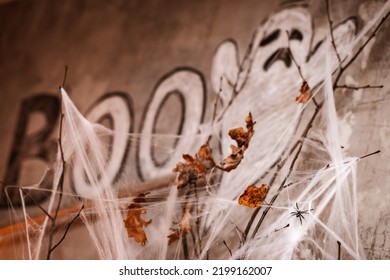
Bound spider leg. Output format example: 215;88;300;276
300;214;306;224
290;211;299;219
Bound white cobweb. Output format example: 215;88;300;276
5;3;389;259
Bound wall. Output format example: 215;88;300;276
0;0;389;259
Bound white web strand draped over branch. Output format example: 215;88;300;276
10;3;388;259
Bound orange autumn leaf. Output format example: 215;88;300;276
124;193;152;246
124;208;152;246
168;204;192;244
295;80;312;104
238;184;268;208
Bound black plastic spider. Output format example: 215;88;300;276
290;203;313;225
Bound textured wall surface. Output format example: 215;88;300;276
0;0;389;259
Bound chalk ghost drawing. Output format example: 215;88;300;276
210;7;356;199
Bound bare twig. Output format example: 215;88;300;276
359;150;380;160
286;31;320;108
216;29;260;122
24;190;53;221
325;0;342;66
223;240;232;257
337;240;341;260
333;10;390;88
213;77;223;122
286;31;305;81
207;77;223;144
182;235;189;260
275;224;290;232
46;66;68;260
46;112;66;260
336;84;383;90
48;204;84;254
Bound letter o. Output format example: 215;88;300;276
71;92;133;197
137;68;206;180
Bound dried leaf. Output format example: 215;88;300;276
197;143;214;162
168;204;192;244
238;184;268;208
245;112;255;133
172;113;255;184
172;144;215;189
295;80;312;104
221;144;244;172
228;127;249;148
124;193;152;246
220;113;256;172
228;112;256;149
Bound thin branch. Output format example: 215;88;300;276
336;84;383;90
223;240;232;257
212;77;223;123
250;139;304;240
48;204;84;254
325;0;342;66
207;77;223;144
24;189;53;221
337;240;341;260
47;67;68;260
286;31;320;108
333;10;390;87
216;29;260;122
275;224;290;232
286;31;305;81
182;234;189;260
46;112;66;260
193;187;203;257
359;150;380;160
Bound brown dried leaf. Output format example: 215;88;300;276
245;112;255;133
197;143;214;162
295;81;312;104
228;112;255;149
228;127;249;148
221;144;244;172
172;148;210;189
238;184;268;208
124;193;152;246
220;113;256;172
168;204;192;244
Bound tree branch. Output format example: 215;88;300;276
325;0;342;66
48;204;84;255
336;84;383;90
